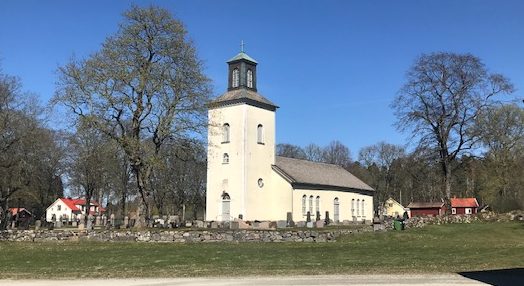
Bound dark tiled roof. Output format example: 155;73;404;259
451;198;479;208
273;156;374;192
407;202;445;209
208;88;278;111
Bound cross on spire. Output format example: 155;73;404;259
240;40;245;52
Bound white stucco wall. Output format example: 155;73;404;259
206;103;276;221
46;199;74;222
292;189;373;223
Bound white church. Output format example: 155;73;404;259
205;50;374;223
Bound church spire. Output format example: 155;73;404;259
227;43;257;91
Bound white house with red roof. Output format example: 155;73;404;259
45;198;105;222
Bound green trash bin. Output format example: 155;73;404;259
393;220;404;231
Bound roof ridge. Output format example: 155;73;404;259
276;155;346;169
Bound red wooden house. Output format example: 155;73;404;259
450;198;479;215
407;202;446;217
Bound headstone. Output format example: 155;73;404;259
194;220;204;228
210;222;218;229
78;223;85;230
286;212;294;227
306;221;314;228
258;221;270;229
185;222;192;227
102;215;107;226
72;221;78;227
324;211;330;225
315;220;324;228
306;211;311;222
55;221;62;228
110;214;115;226
236;219;251;229
11;221;16;229
230;221;239;229
276;220;287;228
296;221;306;228
35;220;41;230
95;216;101;226
123;216;129;228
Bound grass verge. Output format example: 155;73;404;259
0;222;522;278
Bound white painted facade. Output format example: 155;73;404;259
205;51;374;223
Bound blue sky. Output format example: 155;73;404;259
1;0;523;156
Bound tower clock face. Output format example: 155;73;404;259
258;178;264;188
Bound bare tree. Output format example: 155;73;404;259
54;6;211;226
276;143;306;159
322;140;352;168
392;52;514;200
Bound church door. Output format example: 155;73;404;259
221;192;231;222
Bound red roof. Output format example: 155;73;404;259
9;208;32;216
59;198;101;212
451;198;479;208
407;202;445;209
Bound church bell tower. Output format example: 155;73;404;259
206;45;278;222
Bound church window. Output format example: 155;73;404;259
334;197;340;222
232;68;239;88
257;124;264;144
316;196;320;214
362;200;365;218
222;123;230;143
302;195;307;215
223;153;229;164
247;69;253;88
351;199;355;217
309;195;314;214
356;199;360;216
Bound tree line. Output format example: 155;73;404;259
1;6;522;229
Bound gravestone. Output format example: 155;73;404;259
286;212;294;227
306;221;314;228
194;220;204;228
230;221;239;229
258;221;270;229
296;221;306;228
102;215;107;226
95;216;101;226
210;222;218;229
110;214;115;226
316;211;321;221
276;220;287;228
55;221;62;228
123;216;129;228
72;221;78;227
315;220;324;228
324;211;330;225
35;220;41;230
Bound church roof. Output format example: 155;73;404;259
273;156;374;193
227;51;258;64
208;88;278;111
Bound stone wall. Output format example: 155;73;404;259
404;211;524;229
0;227;373;243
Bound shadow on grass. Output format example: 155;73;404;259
459;268;524;286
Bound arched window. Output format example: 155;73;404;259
309;195;314;214
351;199;355;217
316;196;320;214
247;69;253;88
222;123;230;143
334;197;340;222
223;153;229;164
362;199;365;218
356;199;360;216
302;195;307;215
257;124;264;144
232;68;239;88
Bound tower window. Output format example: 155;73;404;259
232;68;239;88
222;123;230;143
257;124;264;144
247;69;253;88
223;153;229;164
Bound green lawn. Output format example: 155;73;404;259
0;222;522;278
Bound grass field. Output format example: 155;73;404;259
0;222;522;279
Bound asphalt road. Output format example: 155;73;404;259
0;274;508;286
